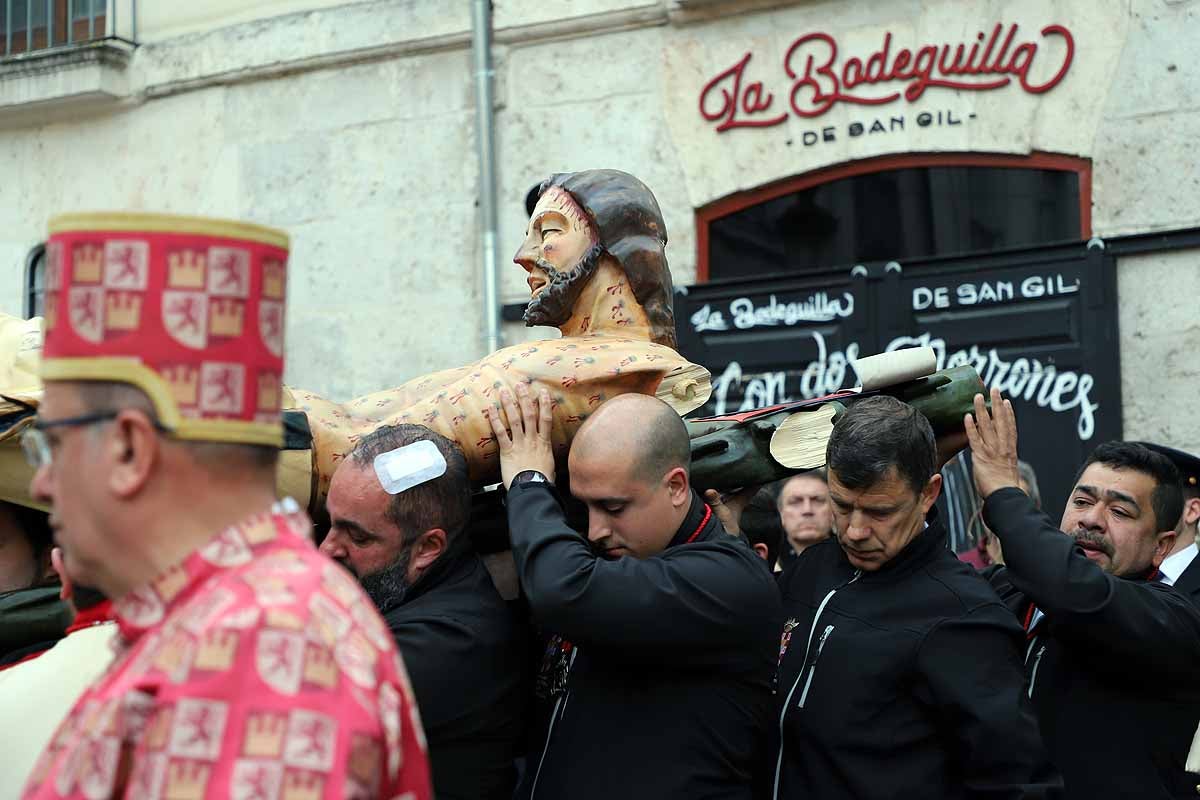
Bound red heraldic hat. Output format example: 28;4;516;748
41;212;289;447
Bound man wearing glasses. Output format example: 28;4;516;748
19;213;431;800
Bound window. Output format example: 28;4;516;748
699;152;1091;281
25;244;45;319
1;0;108;56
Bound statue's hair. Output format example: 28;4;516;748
538;170;677;349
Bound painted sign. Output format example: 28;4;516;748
699;23;1075;132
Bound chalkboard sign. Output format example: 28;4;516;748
674;242;1121;533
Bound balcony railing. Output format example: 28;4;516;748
1;0;136;58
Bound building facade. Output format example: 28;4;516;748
1;0;1196;512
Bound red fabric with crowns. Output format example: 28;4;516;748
41;221;288;442
21;502;432;800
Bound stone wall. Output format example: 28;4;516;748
0;0;1195;449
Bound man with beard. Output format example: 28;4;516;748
321;424;529;800
967;387;1200;799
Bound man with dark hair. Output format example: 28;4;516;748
0;502;70;669
489;386;780;800
321;424;529;800
968;389;1200;799
1137;441;1200;603
772;395;1053;800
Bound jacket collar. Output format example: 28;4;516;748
667;492;717;550
393;538;476;609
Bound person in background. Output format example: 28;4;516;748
0;502;70;669
0;547;115;797
776;470;833;562
968;388;1200;799
959;461;1041;569
322;423;530;800
1138;442;1200;602
492;386;780;800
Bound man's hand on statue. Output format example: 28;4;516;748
488;383;557;490
964;386;1022;500
704;487;756;536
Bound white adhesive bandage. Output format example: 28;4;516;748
373;440;448;495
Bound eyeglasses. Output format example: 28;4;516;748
21;411;123;469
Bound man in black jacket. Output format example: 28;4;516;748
321;424;529;800
1138;442;1200;604
486;384;781;800
772;395;1054;800
967;388;1200;799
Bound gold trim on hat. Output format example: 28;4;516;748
48;212;289;250
41;357;283;447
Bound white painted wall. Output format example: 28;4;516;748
0;0;1194;452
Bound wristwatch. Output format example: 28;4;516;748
511;470;549;487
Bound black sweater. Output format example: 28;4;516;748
384;548;531;800
507;485;781;800
773;506;1057;800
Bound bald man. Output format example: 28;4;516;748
487;385;781;800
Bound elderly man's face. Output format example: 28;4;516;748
1060;463;1173;576
779;474;833;554
322;461;414;611
514;187;601;327
28;382;113;594
828;466;940;571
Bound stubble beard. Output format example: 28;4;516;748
358;546;414;615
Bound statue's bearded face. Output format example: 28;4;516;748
514;187;602;328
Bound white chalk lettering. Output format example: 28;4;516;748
693;292;855;335
711;331;860;414
886;332;1098;439
912;273;1078;310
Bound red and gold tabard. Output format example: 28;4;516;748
41;213;290;446
21;500;432;800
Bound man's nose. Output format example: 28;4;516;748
842;512;872;542
318;531;346;560
1075;502;1106;531
29;463;52;506
587;515;610;544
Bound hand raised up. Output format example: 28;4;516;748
486;382;557;490
964;386;1022;500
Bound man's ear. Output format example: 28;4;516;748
409;528;447;579
106;409;161;499
919;473;943;514
665;466;689;508
751;542;769;561
1152;529;1178;569
1183;497;1200;528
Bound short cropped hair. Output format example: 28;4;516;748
776;469;827;511
1074;441;1182;533
826;396;936;495
349;424;471;541
73;381;278;470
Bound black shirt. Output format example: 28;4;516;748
384;546;530;800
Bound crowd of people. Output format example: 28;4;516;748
0;204;1197;800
